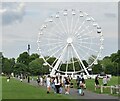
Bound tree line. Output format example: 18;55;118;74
0;50;120;76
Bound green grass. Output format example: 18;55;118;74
2;76;119;99
2;77;70;99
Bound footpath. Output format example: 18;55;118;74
18;78;119;100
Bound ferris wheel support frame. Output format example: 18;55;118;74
71;43;90;77
50;44;68;76
50;39;90;77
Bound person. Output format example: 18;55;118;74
103;76;108;86
46;75;51;94
65;76;70;94
37;76;40;86
20;76;23;82
28;76;30;83
7;76;10;82
81;75;86;89
78;75;85;96
59;76;63;94
54;76;60;94
76;76;81;88
40;76;43;86
43;75;46;86
95;75;100;89
51;76;56;93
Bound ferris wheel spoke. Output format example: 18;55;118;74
46;44;65;61
66;15;69;35
43;22;66;41
75;25;91;38
77;30;93;39
79;41;100;46
40;41;64;47
73;18;87;37
73;42;87;60
44;28;65;41
52;29;67;40
53;20;67;37
77;42;98;53
59;17;68;34
78;36;99;40
74;42;96;60
45;43;64;55
42;36;63;42
70;15;74;35
72;15;80;36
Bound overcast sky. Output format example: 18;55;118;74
1;1;118;59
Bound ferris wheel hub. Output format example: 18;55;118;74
67;37;73;44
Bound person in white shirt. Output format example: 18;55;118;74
54;76;60;93
103;76;108;86
40;76;43;86
46;75;51;93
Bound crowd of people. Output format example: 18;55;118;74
36;74;86;95
36;75;72;94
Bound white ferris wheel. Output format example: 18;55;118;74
37;9;104;77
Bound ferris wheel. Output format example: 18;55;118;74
37;9;104;77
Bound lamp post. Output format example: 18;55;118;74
27;44;30;55
27;44;30;83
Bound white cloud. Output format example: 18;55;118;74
1;2;26;25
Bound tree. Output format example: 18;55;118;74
17;52;30;66
92;61;102;74
2;57;15;75
14;63;27;75
29;53;39;62
29;58;44;75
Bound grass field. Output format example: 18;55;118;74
2;77;70;99
2;76;119;99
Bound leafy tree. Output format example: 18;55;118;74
29;58;44;75
29;53;39;62
17;52;30;66
92;60;102;74
14;63;27;75
2;57;15;75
